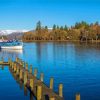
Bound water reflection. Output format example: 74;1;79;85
0;42;100;100
22;42;100;100
0;49;23;61
1;49;23;54
0;65;4;70
24;86;28;96
30;92;34;100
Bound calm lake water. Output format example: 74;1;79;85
0;42;100;100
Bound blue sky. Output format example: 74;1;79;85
0;0;100;30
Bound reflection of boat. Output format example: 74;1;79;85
0;41;23;50
1;49;23;54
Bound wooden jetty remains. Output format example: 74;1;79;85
0;57;80;100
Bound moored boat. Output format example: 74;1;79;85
0;41;23;50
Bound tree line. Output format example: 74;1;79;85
23;21;100;42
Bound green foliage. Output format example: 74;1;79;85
45;26;48;30
57;25;59;29
60;26;63;30
64;25;68;31
95;21;99;25
75;21;89;29
53;24;56;30
36;21;42;31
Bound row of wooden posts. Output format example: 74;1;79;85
9;57;64;100
1;57;80;100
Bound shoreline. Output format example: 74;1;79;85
22;40;100;43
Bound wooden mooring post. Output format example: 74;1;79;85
40;73;44;82
59;84;63;97
76;93;80;100
50;77;54;89
20;69;23;80
49;96;55;100
37;85;42;100
25;63;28;70
24;71;28;85
34;68;38;77
29;65;33;74
30;78;34;91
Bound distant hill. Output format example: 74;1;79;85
0;30;29;40
7;32;24;40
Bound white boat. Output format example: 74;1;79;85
0;41;23;50
1;45;23;50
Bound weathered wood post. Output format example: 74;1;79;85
30;65;33;74
16;57;18;62
16;66;19;75
17;58;19;64
19;59;21;65
24;71;28;85
30;78;34;91
25;63;28;70
15;63;17;72
50;78;54;89
22;61;25;67
76;93;80;100
20;69;23;80
37;85;42;100
12;62;14;70
10;60;12;66
40;73;44;82
49;97;55;100
13;63;15;71
20;59;23;66
18;58;20;64
14;63;17;72
19;58;21;64
34;68;38;77
59;84;63;97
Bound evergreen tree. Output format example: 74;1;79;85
60;26;63;30
53;24;56;30
64;25;68;31
44;26;48;32
45;26;48;30
36;21;42;31
57;25;59;29
95;21;99;25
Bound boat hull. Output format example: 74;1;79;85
1;46;23;50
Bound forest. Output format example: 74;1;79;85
23;21;100;42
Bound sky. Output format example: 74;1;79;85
0;0;100;30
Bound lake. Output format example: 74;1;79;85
0;42;100;100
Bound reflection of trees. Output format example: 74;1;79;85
36;42;42;65
53;42;76;66
35;42;48;72
0;65;4;70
